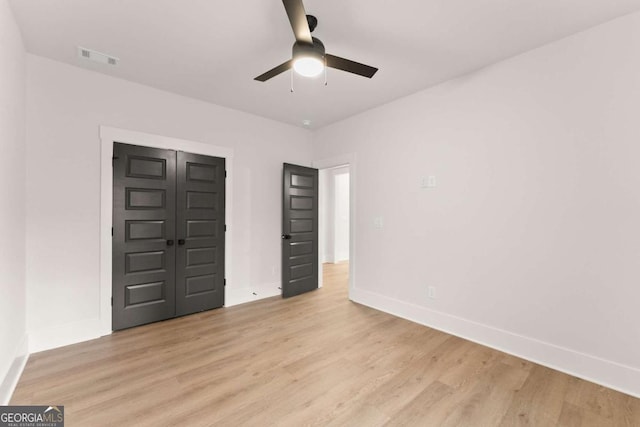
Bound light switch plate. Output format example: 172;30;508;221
421;176;437;188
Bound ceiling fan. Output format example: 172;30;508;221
254;0;378;82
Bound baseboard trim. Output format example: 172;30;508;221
351;287;640;399
29;284;283;351
226;282;281;307
29;318;102;354
0;334;29;405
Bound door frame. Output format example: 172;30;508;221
312;153;356;297
100;126;234;336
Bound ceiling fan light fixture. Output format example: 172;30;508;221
292;37;325;78
293;56;324;77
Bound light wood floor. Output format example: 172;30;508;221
12;263;640;426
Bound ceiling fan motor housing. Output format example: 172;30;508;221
306;14;318;32
293;37;325;61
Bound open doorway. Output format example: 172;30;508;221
319;165;350;293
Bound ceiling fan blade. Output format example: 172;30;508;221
326;54;378;78
282;0;313;44
254;59;293;82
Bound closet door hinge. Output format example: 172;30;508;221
225;170;227;178
111;227;114;236
224;279;226;287
224;224;227;232
111;297;113;306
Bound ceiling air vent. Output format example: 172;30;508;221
77;47;119;66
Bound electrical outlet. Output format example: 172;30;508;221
427;286;437;299
374;216;384;229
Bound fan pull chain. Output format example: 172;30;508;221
290;70;294;93
324;58;328;86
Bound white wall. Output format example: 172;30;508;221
25;55;313;352
313;12;640;397
319;169;334;263
0;0;28;404
319;166;349;263
334;170;350;262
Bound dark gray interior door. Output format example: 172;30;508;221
113;143;177;330
113;143;226;330
282;163;319;298
175;151;225;315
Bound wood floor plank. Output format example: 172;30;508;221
498;364;571;426
558;402;585;427
563;375;639;425
10;262;640;426
383;381;454;426
439;362;530;427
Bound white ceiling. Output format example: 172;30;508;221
9;0;640;129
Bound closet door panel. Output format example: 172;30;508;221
175;152;225;315
112;143;177;330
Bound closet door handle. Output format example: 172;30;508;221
167;239;175;246
282;234;292;240
178;239;185;245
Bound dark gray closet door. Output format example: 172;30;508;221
175;151;225;315
282;163;318;298
113;143;177;330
